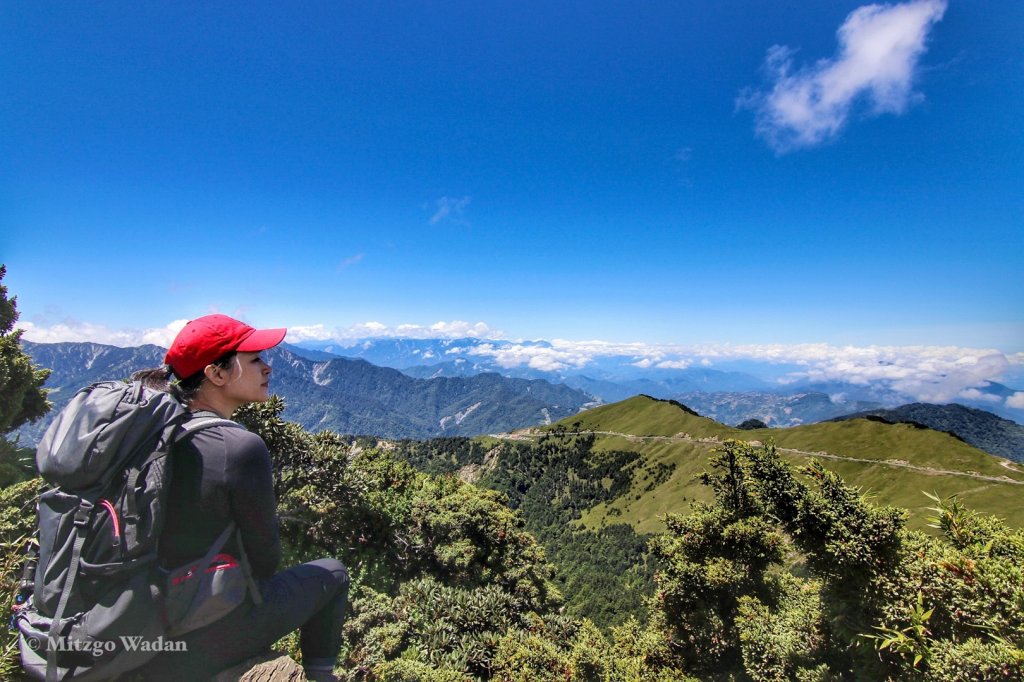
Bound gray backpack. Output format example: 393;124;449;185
14;380;246;681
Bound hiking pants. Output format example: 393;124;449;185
131;558;350;679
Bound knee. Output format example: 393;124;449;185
312;558;349;590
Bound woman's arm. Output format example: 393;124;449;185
226;429;282;578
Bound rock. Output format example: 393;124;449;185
212;652;306;682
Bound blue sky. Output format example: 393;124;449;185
3;1;1022;365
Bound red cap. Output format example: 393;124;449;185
164;314;286;379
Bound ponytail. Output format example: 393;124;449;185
131;351;237;406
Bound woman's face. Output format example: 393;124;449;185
218;351;272;406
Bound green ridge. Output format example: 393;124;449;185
543;396;1024;532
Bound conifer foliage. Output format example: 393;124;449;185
0;266;49;439
0;265;50;489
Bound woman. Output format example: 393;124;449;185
131;314;348;682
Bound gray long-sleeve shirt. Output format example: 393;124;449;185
159;417;281;579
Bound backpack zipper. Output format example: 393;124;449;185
99;499;122;547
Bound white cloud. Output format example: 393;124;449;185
461;342;594;373
770;344;1008;403
1008;393;1024;410
656;359;692;370
337;253;364;271
286;324;336;342
21;319;185;348
429;196;471;225
387;321;498;339
141;320;188;347
958;388;1001;403
347;321;389;337
739;0;947;152
429;321;495;338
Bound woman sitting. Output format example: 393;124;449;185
132;314;348;682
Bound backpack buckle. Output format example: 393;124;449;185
74;500;94;527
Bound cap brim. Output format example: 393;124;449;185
236;328;287;352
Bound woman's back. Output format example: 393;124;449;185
160;417;281;579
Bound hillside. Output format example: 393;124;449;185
526;396;1024;533
829;401;1024;462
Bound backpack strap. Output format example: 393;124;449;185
179;412;242;437
121;414;241;550
46;498;94;682
234;526;264;607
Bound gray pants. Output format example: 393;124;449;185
132;558;349;679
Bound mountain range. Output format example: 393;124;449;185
18;340;1023;462
18;341;593;443
290;338;1024;424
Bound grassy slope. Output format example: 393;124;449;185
548;396;1024;533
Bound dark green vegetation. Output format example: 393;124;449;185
643;439;1024;680
0;269;48;444
830;402;1024;463
393;428;662;628
0;266;49;678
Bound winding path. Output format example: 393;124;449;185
495;429;1024;486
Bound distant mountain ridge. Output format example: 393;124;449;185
19;341;593;443
829;403;1024;462
675;391;884;427
290;337;1024;424
263;347;592;438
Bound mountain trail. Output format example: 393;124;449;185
498;429;1024;486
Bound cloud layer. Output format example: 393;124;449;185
19;318;1023;411
457;339;1023;409
740;0;947;152
20;319;188;349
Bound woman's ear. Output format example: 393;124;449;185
203;363;228;387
